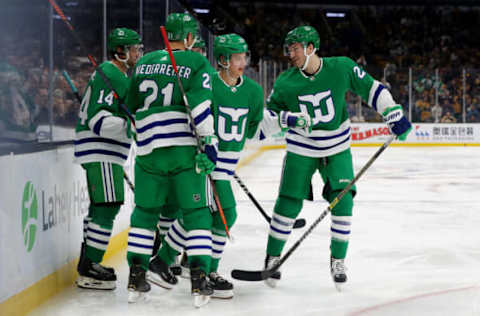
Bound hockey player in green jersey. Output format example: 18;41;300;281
262;25;412;291
74;27;142;290
148;32;209;267
151;33;264;299
124;13;218;307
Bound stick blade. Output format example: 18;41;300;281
293;218;306;229
231;269;270;281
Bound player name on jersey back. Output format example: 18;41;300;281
135;63;191;79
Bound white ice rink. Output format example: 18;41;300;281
29;146;480;316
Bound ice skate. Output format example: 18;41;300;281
78;242;115;275
170;253;183;276
330;256;347;292
127;264;150;303
264;254;281;288
191;267;213;308
76;256;116;290
209;272;234;299
147;255;178;289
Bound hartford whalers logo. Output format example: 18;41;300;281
298;90;336;124
218;106;249;142
21;181;38;252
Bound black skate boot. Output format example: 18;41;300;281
152;226;161;257
208;272;234;299
190;267;213;308
76;255;116;290
147;255;178;289
127;263;151;303
264;254;281;288
330;256;347;291
170;253;183;276
78;242;115;275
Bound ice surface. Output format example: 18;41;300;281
29;146;480;316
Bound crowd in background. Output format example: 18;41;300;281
222;4;480;124
1;3;480;142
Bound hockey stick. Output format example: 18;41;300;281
62;70;136;193
231;135;396;281
159;26;232;240
48;0;135;127
233;172;306;229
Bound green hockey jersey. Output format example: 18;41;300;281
74;61;132;165
126;49;215;156
210;73;264;180
267;56;383;157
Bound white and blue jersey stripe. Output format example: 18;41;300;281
75;110;132;165
135;101;213;156
286;119;351;158
211;151;241;180
74;133;131;166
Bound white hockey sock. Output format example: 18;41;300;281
164;220;187;252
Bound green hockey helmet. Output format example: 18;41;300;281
284;25;320;54
107;28;141;52
214;33;248;66
193;33;206;49
165;13;198;41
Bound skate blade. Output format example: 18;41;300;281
128;290;149;303
193;294;210;308
264;278;278;288
334;282;345;292
212;289;234;299
76;276;115;290
146;271;176;289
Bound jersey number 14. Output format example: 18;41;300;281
78;87;114;125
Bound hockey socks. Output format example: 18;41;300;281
328;190;353;259
266;196;301;256
85;204;120;263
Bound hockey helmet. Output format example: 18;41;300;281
107;28;141;53
213;33;249;66
284;25;320;54
165;13;198;41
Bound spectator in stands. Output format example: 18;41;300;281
466;101;480;122
440;111;457;123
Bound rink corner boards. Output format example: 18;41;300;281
0;145;267;316
0;229;128;316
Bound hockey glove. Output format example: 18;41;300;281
279;111;313;133
382;105;412;141
195;153;216;175
195;135;218;174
